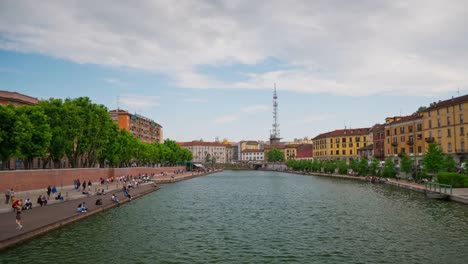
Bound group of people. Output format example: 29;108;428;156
73;179;93;194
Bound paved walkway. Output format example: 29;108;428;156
0;170;221;250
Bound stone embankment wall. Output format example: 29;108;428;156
0;166;185;191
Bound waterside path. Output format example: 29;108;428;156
0;170;221;250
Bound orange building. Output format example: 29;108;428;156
109;109;163;143
0;90;39;106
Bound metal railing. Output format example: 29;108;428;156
424;182;452;194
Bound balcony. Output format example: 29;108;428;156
425;137;435;143
406;140;414;146
455;149;466;154
391;142;398;147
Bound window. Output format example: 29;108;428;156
409;146;414;153
349;143;353;147
418;146;422;153
408;125;413;133
349;137;353;142
447;106;450;113
417;134;422;140
363;137;367;142
448;142;452;152
400;127;405;133
342;138;347;143
386;130;390;136
336;143;339;148
394;128;397;135
429;120;432;129
417;123;422;131
460;114;464;124
447;116;451;126
401;135;405;142
459;103;463;111
437;109;440;115
461;127;465;136
447;128;451;137
336;150;339;155
330;151;333;155
401;148;406;154
342;150;346;155
437;119;441;128
357;143;360;148
462;141;465;151
438;130;442;137
393;147;398;154
429;111;431;117
350;150;353;155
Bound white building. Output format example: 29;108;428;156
179;141;227;163
241;149;264;161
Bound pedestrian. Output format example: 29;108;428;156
82;181;87;192
76;179;81;191
15;201;23;229
51;186;57;199
88;180;92;192
5;188;11;204
10;189;16;203
47;185;52;200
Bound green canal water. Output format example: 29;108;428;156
2;170;468;264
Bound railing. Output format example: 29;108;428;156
391;142;398;146
425;137;435;143
424;182;452;194
455;149;466;154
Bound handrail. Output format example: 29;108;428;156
424;182;452;195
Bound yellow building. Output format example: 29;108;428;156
239;141;261;152
265;144;301;161
312;128;370;161
384;114;425;166
422;95;468;163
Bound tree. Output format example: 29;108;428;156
266;148;285;162
382;157;397;178
349;158;359;173
337;159;348;174
0;105;18;169
358;158;369;176
413;106;427;115
369;158;379;176
442;155;457;172
400;153;413;175
14;106;52;169
423;143;444;175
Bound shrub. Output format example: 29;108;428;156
437;172;468;187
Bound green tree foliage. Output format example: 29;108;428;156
437;172;468;187
337;159;347;174
0;97;191;169
348;158;359;173
369;158;379;176
413;106;427;115
358;158;369;176
13;106;52;169
441;155;457;172
0;105;18;169
382;157;397;178
266;148;285;162
400;153;413;174
423;143;444;174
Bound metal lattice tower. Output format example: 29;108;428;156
270;83;281;144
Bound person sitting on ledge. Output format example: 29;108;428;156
82;190;89;195
23;198;33;210
111;194;119;203
95;198;103;205
76;202;87;213
55;192;64;201
97;189;106;195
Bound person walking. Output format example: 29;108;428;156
5;188;11;204
87;180;92;192
46;185;52;200
82;181;87;193
15;200;23;229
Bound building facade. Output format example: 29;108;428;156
371;124;386;161
384;114;424;166
178;141;227;163
241;149;264;161
0;90;39;106
109;109;163;143
422;95;468;163
295;144;314;160
312;128;371;161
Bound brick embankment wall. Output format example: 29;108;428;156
0;166;185;192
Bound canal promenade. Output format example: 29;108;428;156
0;169;221;250
290;170;468;204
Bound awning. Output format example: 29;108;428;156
193;163;205;168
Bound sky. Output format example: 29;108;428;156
0;0;467;142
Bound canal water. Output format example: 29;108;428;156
1;170;468;263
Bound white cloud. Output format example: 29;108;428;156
0;1;467;96
119;94;159;109
213;114;239;124
103;78;127;86
241;105;269;113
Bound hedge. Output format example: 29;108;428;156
437;172;468;187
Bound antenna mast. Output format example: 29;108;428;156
270;83;281;144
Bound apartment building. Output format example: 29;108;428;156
422;95;468;163
312;128;371;161
241;149;264;161
384;115;424;166
109;109;163;143
0;90;39;106
178;141;227;163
